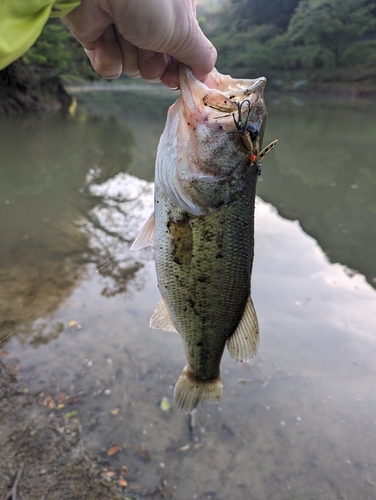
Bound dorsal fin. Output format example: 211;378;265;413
226;297;259;361
150;298;178;333
130;212;155;251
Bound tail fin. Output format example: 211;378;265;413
174;365;224;412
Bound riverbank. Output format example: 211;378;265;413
0;356;128;499
1;65;375;117
0;63;73;116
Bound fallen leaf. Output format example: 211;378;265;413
66;396;82;405
120;465;128;474
138;443;151;461
105;471;116;478
107;445;122;456
42;395;55;409
57;404;65;410
58;393;67;404
129;484;143;492
0;350;10;358
118;476;128;487
63;410;78;420
110;408;119;416
68;320;77;327
160;398;170;412
179;444;190;452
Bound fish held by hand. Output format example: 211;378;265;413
132;65;277;412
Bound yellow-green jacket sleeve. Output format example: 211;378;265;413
0;0;81;70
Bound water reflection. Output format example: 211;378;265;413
0;113;150;343
6;182;376;500
75;91;376;291
259;97;376;289
75;88;176;182
1;91;376;500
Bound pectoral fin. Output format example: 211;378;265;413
150;298;178;333
130;212;155;251
226;297;259;361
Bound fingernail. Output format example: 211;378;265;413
144;77;162;84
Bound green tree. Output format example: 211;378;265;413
22;22;71;70
285;0;376;69
230;0;301;31
210;0;376;85
21;19;97;81
210;0;301;77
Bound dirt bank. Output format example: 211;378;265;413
0;356;128;500
0;63;72;116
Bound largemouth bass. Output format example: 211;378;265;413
132;65;277;412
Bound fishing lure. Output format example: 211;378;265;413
252;139;279;163
229;99;278;168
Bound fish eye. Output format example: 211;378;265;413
247;124;259;142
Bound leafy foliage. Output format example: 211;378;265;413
22;22;71;69
228;0;301;31
21;19;98;82
204;0;376;85
7;0;376;89
284;0;376;69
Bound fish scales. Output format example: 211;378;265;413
131;65;277;411
154;165;257;383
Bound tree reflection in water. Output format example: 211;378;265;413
258;97;376;290
0;112;152;345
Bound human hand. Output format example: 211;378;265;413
61;0;216;88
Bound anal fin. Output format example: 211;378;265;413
130;211;155;251
150;298;178;333
226;297;259;362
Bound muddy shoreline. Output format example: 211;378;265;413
0;357;125;499
0;355;170;500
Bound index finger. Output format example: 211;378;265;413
167;22;217;82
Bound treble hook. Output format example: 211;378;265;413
228;99;256;152
227;99;278;171
232;99;252;132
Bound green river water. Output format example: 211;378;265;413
0;87;376;500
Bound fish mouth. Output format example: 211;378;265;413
179;65;267;142
179;65;266;111
155;65;269;216
203;72;266;105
